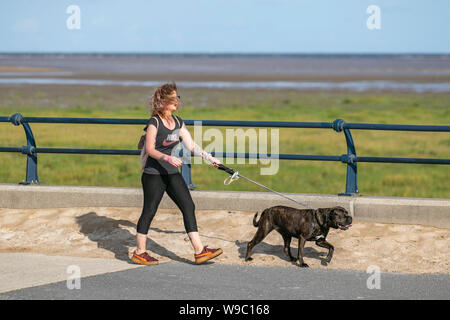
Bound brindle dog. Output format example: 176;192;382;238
245;205;352;267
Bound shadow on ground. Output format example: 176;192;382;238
75;212;329;267
75;212;192;264
235;240;328;266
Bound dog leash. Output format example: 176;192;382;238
217;164;313;209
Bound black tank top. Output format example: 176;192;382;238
143;114;184;175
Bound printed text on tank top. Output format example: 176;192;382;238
162;135;179;147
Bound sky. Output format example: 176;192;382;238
1;0;449;53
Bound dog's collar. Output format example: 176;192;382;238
314;209;327;229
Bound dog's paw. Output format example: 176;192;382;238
299;263;309;268
245;257;253;262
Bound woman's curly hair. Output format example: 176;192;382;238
149;82;178;116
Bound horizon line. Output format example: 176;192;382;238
0;51;449;56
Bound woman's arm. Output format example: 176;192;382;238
179;123;220;167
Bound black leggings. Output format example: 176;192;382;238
137;172;198;234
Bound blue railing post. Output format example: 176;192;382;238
333;119;359;196
178;142;197;190
181;163;196;190
9;113;40;184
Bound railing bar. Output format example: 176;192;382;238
184;120;333;129
35;148;139;155
357;156;450;164
22;117;146;125
1;147;448;164
0;147;23;152
2;116;449;132
345;123;450;132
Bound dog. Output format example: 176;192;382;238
245;205;352;267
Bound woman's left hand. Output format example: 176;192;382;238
209;156;221;169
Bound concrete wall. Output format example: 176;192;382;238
0;184;449;228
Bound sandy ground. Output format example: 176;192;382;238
0;207;448;274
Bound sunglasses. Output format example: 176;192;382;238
165;95;181;102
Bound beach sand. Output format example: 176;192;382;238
0;207;448;274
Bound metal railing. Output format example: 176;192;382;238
1;113;449;196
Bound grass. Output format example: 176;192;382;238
0;87;449;198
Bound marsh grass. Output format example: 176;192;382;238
0;88;448;198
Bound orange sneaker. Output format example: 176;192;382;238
131;251;159;266
194;246;223;264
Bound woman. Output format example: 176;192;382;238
131;82;223;265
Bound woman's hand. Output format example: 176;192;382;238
202;152;221;169
167;155;183;167
209;156;221;169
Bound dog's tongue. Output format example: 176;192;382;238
339;224;352;230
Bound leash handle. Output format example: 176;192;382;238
217;163;235;175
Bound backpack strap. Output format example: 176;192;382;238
153;115;160;130
138;116;160;150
